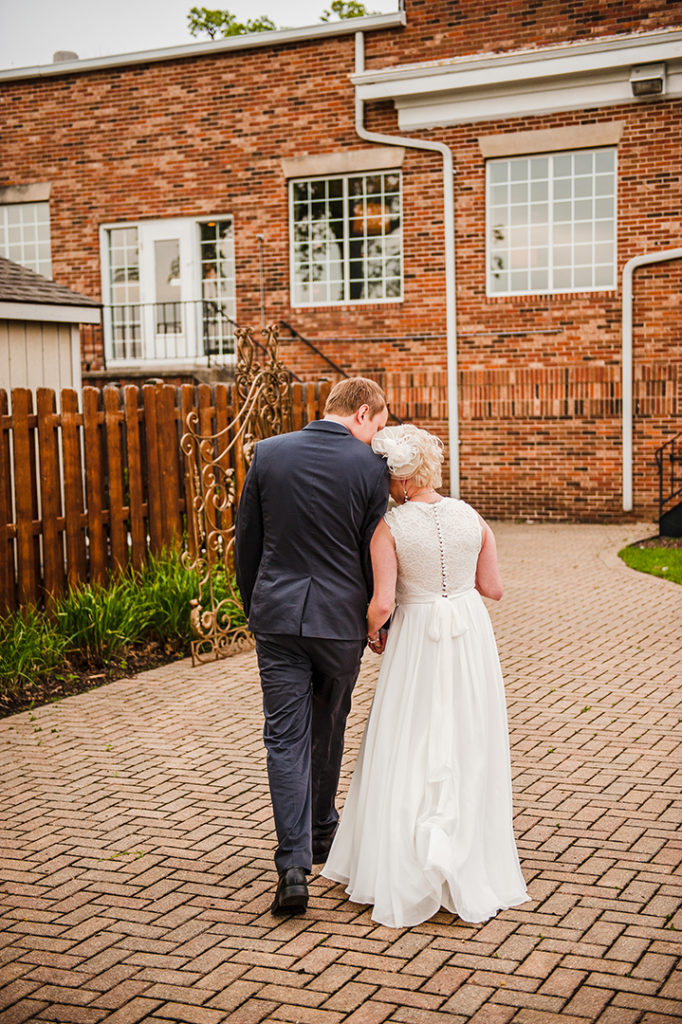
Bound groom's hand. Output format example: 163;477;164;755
367;627;388;654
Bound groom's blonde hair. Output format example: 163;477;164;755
324;377;387;418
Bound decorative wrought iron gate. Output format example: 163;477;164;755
180;323;293;664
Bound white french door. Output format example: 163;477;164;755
139;219;200;360
103;216;236;364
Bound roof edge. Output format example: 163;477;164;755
0;301;102;324
351;25;682;86
0;11;406;82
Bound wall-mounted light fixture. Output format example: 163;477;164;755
630;63;667;97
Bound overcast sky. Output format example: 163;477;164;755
0;0;398;70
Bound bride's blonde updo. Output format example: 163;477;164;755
372;424;444;489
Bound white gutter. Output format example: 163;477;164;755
0;12;405;81
622;247;682;511
354;31;459;498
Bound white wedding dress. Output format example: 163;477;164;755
322;498;529;928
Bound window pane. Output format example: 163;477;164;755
291;170;402;305
554;178;571;200
530;157;548;179
530;269;549;290
595;149;615;172
529;179;548;202
594;264;614;286
486;147;616;295
0;201;51;276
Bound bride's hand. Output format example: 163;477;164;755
367;629;387;654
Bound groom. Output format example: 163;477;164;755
235;377;389;914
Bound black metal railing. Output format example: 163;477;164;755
278;320;404;423
655;429;682;526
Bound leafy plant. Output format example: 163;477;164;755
187;2;380;39
321;1;379;21
0;547;246;715
0;606;68;704
187;7;277;38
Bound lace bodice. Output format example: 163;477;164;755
385;498;482;603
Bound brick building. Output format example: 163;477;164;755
1;2;680;520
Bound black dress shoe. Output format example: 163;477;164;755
312;825;338;864
271;867;308;915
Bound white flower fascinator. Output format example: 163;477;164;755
371;425;422;479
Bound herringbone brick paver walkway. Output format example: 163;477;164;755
1;524;680;1024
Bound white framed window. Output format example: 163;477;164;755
101;216;236;363
0;201;51;277
487;148;617;296
290;171;402;305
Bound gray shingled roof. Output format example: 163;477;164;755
0;256;100;308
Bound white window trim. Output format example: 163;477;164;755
485;146;618;298
289;171;404;308
0;198;52;278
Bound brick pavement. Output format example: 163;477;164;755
0;523;680;1024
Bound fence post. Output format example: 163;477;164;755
103;386;127;572
83;387;107;584
36;388;65;601
0;389;16;613
11;389;40;607
61;388;87;589
157;383;182;550
123;385;146;570
142;384;163;555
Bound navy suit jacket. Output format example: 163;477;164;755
234;420;389;640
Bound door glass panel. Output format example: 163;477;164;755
108;226;141;359
200;220;236;356
154;238;182;335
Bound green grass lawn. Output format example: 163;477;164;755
618;543;682;585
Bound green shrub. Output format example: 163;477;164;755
0;547;246;712
56;574;149;662
0;605;68;705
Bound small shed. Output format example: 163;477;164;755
0;257;101;392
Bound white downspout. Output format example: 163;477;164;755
354;31;459;497
622;246;682;511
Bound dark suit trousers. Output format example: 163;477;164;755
255;634;365;874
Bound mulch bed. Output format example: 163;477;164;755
0;637;189;719
629;535;682;549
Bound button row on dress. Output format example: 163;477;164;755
432;504;449;597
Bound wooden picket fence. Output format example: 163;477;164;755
0;372;450;613
0;381;333;613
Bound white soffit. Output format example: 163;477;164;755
351;29;682;129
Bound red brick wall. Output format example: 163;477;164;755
368;0;681;66
1;2;680;521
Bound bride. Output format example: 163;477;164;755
322;424;529;928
